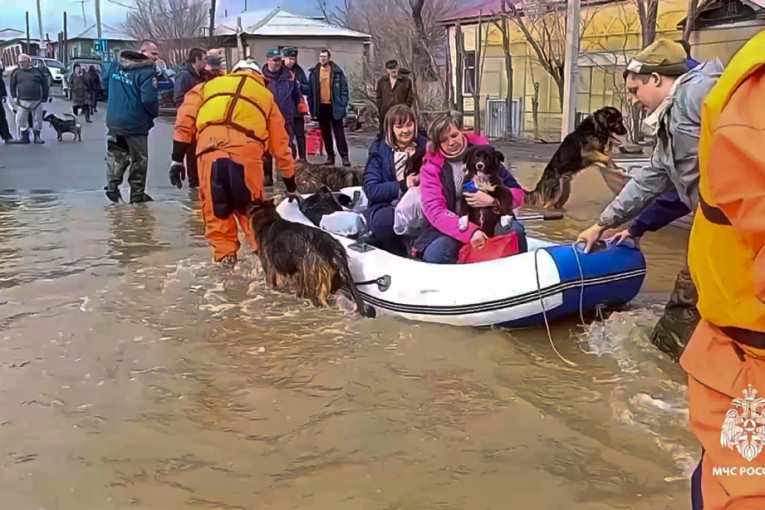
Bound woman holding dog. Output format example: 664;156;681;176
415;112;527;264
363;105;427;255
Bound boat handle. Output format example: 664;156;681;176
355;275;391;292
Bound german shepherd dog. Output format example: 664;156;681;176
43;111;82;142
458;145;516;237
526;106;627;209
248;199;376;317
294;160;363;194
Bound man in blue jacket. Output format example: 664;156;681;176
102;45;159;204
282;47;310;161
261;47;300;187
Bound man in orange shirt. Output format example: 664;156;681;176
170;60;297;265
683;31;765;509
307;49;351;167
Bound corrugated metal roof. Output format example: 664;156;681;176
0;28;26;43
215;7;370;39
438;0;521;25
439;0;618;25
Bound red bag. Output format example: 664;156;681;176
457;232;520;264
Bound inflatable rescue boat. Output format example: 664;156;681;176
276;188;646;328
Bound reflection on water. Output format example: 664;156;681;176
0;182;694;509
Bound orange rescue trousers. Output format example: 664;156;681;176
682;320;765;509
198;150;265;261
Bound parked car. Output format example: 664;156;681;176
62;58;106;100
31;57;65;85
29;56;54;86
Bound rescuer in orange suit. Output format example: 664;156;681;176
682;30;765;509
169;60;297;264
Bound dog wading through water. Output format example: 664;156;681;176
526;106;627;209
248;198;375;318
458;145;516;236
43;111;82;141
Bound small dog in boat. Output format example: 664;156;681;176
43;111;82;142
294;160;363;194
458;145;516;236
248;198;375;317
526;106;627;209
291;185;356;226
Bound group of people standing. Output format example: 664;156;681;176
69;63;102;123
166;45;363;263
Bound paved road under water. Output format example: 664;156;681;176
0;99;695;509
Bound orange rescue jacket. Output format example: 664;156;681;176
688;30;765;337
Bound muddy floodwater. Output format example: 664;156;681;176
0;113;695;509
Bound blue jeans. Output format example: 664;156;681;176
368;205;406;256
422;218;528;264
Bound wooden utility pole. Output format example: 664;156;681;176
96;0;102;38
63;12;68;64
26;12;31;54
209;0;217;38
36;0;45;56
455;24;464;116
561;0;580;139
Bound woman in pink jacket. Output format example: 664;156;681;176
414;112;526;263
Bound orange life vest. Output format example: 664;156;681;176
688;30;765;337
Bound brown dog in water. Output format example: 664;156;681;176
248;198;375;317
525;106;627;209
294;160;363;194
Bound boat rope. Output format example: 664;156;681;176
570;244;587;326
534;247;578;367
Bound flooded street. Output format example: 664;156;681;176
1;104;695;508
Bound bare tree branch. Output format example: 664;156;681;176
122;0;209;66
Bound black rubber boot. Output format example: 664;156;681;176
263;156;274;187
9;130;31;144
105;187;123;203
85;109;92;123
130;192;153;204
33;130;44;144
341;155;351;167
297;137;307;161
323;156;335;166
217;255;237;267
650;265;700;361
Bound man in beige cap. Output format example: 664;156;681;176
576;39;722;359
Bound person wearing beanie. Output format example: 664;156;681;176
375;59;415;133
261;47;300;186
576;38;723;360
170;58;297;265
281;47;310;161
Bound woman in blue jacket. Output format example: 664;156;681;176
364;105;428;255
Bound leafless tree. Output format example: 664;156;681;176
585;4;645;142
122;0;209;66
683;0;701;41
634;0;658;48
498;0;598;109
472;12;489;134
491;0;514;109
319;0;458;112
318;0;353;29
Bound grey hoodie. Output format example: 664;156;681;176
599;60;724;228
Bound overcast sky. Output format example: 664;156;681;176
2;0;339;39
